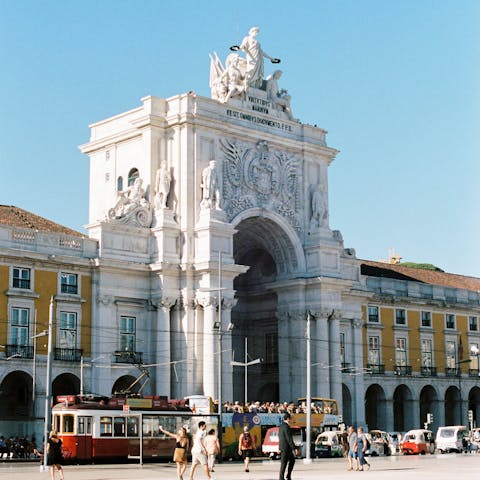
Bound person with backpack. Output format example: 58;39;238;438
238;426;256;472
356;427;371;471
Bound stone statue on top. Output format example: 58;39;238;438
209;26;293;119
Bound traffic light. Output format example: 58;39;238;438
427;413;433;424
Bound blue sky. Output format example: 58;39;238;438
1;0;479;276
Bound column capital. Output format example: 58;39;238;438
152;296;177;309
222;297;237;310
196;292;218;309
96;295;114;305
352;318;363;329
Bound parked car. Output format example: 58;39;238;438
368;430;395;455
314;431;344;458
262;426;304;459
401;429;435;455
435;425;468;453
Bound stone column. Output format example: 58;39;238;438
197;293;218;399
221;298;237;405
277;310;291;402
351;317;366;427
328;311;342;413
153;296;176;398
312;310;330;398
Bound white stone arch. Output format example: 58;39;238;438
231;208;306;276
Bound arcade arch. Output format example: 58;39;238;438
231;212;305;403
0;371;33;418
365;384;386;430
393;384;414;431
445;386;461;425
112;375;139;396
52;373;80;398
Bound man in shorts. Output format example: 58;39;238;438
189;421;211;480
347;425;358;471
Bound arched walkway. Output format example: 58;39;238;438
468;386;480;427
342;383;352;426
53;373;80;398
112;375;139;395
393;384;414;431
420;385;439;431
365;384;387;430
0;371;33;418
231;211;305;403
445;386;461;425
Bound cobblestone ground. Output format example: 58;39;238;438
1;454;479;480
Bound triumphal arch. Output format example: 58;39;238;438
80;27;364;412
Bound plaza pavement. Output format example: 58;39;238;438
1;454;479;480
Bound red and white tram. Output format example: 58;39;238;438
52;395;219;462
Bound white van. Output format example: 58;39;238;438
435;425;468;453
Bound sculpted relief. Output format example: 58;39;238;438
220;138;301;232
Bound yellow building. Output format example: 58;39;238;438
354;260;480;432
0;205;96;440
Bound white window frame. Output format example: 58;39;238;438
120;316;136;352
445;313;456;330
446;340;457;368
11;266;32;290
469;316;478;332
367;306;380;323
395;337;407;366
60;272;79;295
59;311;78;349
421;311;432;328
470;343;479;370
395;308;406;326
10;306;30;346
421;338;433;367
368;335;380;365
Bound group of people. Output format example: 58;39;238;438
161;422;220;480
0;434;39;459
222;399;335;415
161;412;300;480
346;426;371;472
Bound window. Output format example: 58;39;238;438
265;333;278;365
60;273;78;294
421;311;432;328
368;336;380;365
340;333;346;364
10;307;29;345
127;417;138;437
446;314;456;329
470;343;479;370
395;338;407;366
469;316;478;332
100;417;113;436
368;306;379;323
421;339;433;367
78;416;92;435
63;415;74;433
59;312;77;349
127;168;139;187
114;417;126;436
117;176;123;191
12;267;31;289
395;309;406;325
446;341;457;368
120;316;136;351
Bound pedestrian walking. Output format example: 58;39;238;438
238;426;256;472
278;413;299;480
356;427;370;471
204;428;220;473
46;431;64;480
346;425;358;471
159;425;190;480
189;421;211;480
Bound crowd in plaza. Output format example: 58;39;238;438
220;399;337;415
0;435;40;460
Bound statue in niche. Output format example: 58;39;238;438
108;177;152;227
154;162;171;209
309;184;328;231
238;26;280;89
201;160;221;210
251;141;275;194
266;70;293;120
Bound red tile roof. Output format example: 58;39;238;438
361;260;480;292
0;205;84;237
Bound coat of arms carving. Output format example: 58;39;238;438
220;138;301;231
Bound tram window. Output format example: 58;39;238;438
114;417;126;436
53;415;61;434
127;417;138;437
63;415;74;433
143;415;161;437
78;416;92;435
100;417;113;437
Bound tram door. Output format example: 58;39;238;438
77;416;93;461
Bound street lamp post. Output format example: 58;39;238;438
42;297;55;471
304;311;313;464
